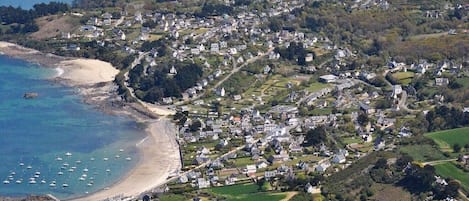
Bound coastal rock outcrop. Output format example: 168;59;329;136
23;92;39;99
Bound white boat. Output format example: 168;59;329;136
35;171;40;175
115;155;120;158
103;157;109;161
62;183;69;187
125;157;132;161
82;174;87;178
119;149;124;152
49;183;56;187
26;165;32;169
76;160;81;164
68;169;74;172
79;177;85;181
65;152;72;156
56;157;63;161
16;180;22;184
41;180;46;184
58;172;64;175
87;183;93;186
19;163;24;166
105;169;111;172
3;180;10;184
71;166;77;169
33;175;39;178
29;180;37;184
90;157;95;161
63;163;69;167
10;171;16;175
83;168;89;172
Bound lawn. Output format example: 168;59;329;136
159;194;188;201
434;162;469;191
233;157;255;167
209;184;287;201
306;82;330;92
425;127;469;152
399;144;446;162
391;71;414;85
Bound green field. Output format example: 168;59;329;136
435;162;469;190
399;144;446;162
209;184;286;201
425;127;469;152
391;72;414;85
159;194;187;201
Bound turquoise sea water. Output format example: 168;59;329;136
0;55;144;199
0;0;73;9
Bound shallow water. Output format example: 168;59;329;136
0;56;144;199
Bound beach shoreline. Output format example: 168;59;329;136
0;41;181;201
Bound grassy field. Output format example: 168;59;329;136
456;77;469;89
391;71;414;85
434;162;469;191
159;194;188;201
425;127;469;152
370;183;412;201
306;82;330;92
209;184;287;201
399;144;446;162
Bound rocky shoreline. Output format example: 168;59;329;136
0;41;181;201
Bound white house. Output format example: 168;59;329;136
392;85;402;98
245;165;257;175
197;178;210;189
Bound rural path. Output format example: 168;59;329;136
420;158;458;166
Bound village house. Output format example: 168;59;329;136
435;77;449;86
197;178;210;189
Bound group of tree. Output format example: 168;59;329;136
196;3;234;17
128;61;203;103
71;0;124;9
0;2;69;34
275;42;313;66
425;105;469;132
302;126;329;147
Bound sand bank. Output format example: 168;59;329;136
71;118;181;201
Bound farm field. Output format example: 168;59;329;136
391;71;414;85
425;127;469;152
399;144;446;162
208;183;287;201
434;162;469;191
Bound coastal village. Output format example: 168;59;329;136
1;0;469;201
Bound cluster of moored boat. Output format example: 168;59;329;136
3;150;133;189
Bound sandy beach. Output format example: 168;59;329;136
0;41;182;201
71;118;181;201
58;59;119;85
